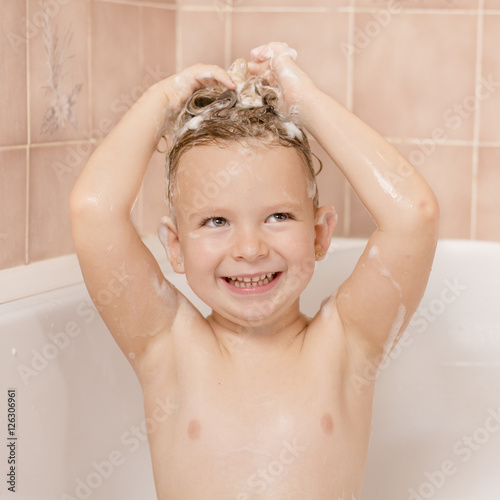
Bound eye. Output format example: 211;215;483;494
266;212;293;223
203;216;228;227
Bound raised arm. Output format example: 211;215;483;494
69;65;236;372
250;43;439;364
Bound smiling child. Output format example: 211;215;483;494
70;42;439;499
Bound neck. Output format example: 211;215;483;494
207;304;309;357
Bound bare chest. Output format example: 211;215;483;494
144;355;371;499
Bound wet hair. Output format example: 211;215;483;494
166;76;321;209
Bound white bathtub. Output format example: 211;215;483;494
1;238;499;500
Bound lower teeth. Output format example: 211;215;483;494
227;274;276;288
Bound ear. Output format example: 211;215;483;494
158;216;185;274
314;206;337;261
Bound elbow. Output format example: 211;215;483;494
418;190;439;225
409;190;440;241
69;184;117;227
69;186;98;222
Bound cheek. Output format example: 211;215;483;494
182;236;225;271
280;224;316;255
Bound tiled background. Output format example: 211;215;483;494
1;0;499;270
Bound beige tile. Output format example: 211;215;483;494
136;150;169;236
178;10;227;68
28;145;89;262
397;144;473;239
142;6;176;83
134;6;176;236
482;0;499;9
476;148;500;242
353;12;477;141
175;0;213;4
479;14;500;143
0;1;27;146
91;2;141;129
0;150;27;269
29;0;89;144
352;144;475;239
356;0;478;8
231;11;350;103
350;189;376;238
233;0;348;6
311;139;346;237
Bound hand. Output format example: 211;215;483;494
248;42;317;120
156;64;236;116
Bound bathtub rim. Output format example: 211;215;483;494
1;236;498;305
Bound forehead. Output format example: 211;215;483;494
171;140;312;207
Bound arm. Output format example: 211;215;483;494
250;43;439;363
69;65;236;373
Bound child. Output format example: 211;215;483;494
70;42;439;499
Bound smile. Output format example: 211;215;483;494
224;272;278;288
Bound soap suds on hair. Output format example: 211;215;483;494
283;120;303;140
250;43;298;70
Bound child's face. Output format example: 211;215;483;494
165;140;332;328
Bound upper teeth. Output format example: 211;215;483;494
230;273;274;282
226;273;276;288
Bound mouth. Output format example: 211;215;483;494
224;272;278;288
220;272;281;295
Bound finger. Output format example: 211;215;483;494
250;42;297;65
250;44;272;62
190;64;236;90
247;60;270;76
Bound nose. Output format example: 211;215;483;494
231;227;269;262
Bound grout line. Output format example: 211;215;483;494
470;0;485;240
25;0;31;265
87;0;93;135
339;6;488;15
224;1;232;70
175;5;182;72
136;2;145;233
386;137;478;146
4;137;499;154
343;0;356;238
89;0;500;16
94;0;175;8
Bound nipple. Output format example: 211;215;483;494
320;413;334;436
187;419;201;440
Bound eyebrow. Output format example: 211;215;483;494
185;202;306;219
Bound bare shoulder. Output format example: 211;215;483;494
295;297;378;418
301;296;351;371
136;293;214;384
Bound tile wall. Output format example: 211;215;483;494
1;0;499;270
